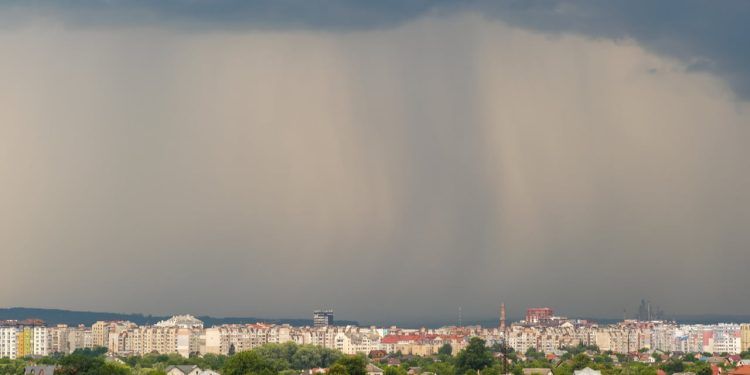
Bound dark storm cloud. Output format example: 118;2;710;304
2;2;750;325
5;0;750;98
2;0;451;30
477;0;750;99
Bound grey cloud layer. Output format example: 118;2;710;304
4;1;750;99
1;5;750;324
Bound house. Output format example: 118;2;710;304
366;363;384;375
369;350;388;360
574;367;602;375
166;366;202;375
165;365;220;375
24;366;56;375
708;357;730;366
523;368;553;375
729;365;750;375
301;369;327;375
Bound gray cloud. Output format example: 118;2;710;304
1;6;750;325
3;1;750;99
478;1;750;99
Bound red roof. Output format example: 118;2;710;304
380;333;464;344
730;366;750;375
381;334;422;344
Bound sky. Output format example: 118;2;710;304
1;1;749;326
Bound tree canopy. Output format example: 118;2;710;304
455;337;493;374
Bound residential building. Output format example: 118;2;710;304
575;368;602;375
314;310;334;328
740;324;750;352
526;308;554;324
24;365;56;375
165;365;219;375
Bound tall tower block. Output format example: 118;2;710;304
500;303;506;330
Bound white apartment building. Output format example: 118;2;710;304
712;324;741;354
32;326;49;356
0;323;49;358
0;327;18;359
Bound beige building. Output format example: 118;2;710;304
92;321;135;351
741;324;750;352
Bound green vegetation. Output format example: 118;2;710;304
1;338;747;375
456;337;494;373
439;344;454;357
0;342;346;375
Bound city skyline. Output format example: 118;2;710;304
2;1;750;323
2;302;748;330
6;309;750;360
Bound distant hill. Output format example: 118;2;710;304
0;307;358;327
578;315;750;325
4;307;746;328
669;314;750;324
434;315;750;328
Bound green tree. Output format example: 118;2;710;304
439;343;454;356
201;353;228;370
291;345;323;370
526;347;545;361
334;355;367;375
57;351;128;375
328;363;349;375
456;337;494;374
623;363;657;375
572;353;592;370
660;359;684;374
425;361;457;375
687;362;711;375
482;364;507;375
222;350;278;375
554;363;574;375
682;353;698;362
384;366;408;375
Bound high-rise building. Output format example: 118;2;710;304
0;320;47;358
91;320;135;350
525;308;553;324
741;324;750;352
500;303;506;330
313;310;334;328
0;326;18;359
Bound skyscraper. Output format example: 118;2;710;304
500;303;506;330
313;310;334;327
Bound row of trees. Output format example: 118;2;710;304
376;340;735;375
222;350;366;375
4;338;749;375
0;343;349;375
